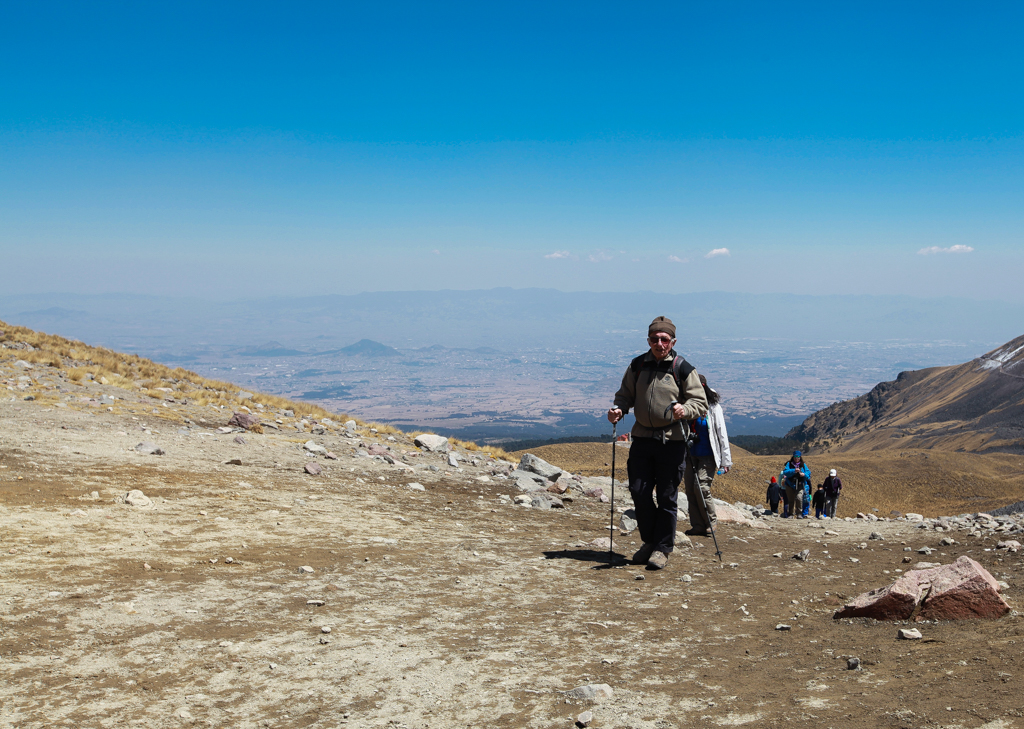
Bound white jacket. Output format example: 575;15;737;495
706;399;732;471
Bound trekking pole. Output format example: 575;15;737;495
695;476;723;563
609;421;617;562
685;444;723;563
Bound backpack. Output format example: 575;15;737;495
629;351;695;389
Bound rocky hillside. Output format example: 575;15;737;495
788;334;1024;454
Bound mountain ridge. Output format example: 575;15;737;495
788;333;1024;455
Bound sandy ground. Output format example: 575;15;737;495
2;392;1023;729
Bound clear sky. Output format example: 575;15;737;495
2;2;1023;300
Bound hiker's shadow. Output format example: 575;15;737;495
543;549;628;570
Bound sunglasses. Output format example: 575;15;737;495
648;335;674;344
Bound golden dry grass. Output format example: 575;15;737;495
516;442;1024;518
1;319;509;457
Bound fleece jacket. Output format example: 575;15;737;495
613;350;708;441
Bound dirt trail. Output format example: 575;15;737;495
2;391;1023;728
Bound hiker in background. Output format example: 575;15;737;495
823;468;842;518
781;451;811;519
766;476;781;515
812;483;827;519
765;475;778;516
683;374;732;537
608;316;708;570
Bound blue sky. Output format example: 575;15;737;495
2;2;1023;299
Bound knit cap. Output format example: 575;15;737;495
649;316;676;338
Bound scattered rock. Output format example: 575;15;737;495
367;443;390;457
237;391;253;400
233;435;247;445
228;411;263;433
530;493;564;510
905;513;924;522
518;453;563;481
619;509;638;534
447;453;460;467
898;628;923;640
304;440;328;455
870;532;883;540
134;442;164;456
589;537;612;550
939;537;956;546
564;684;613;701
414;433;449;452
298;566;314;574
304;462;322;476
406;482;426;491
577;710;594;727
583;486;605;499
321;626;332;634
794;549;810;561
847;657;861;670
997;540;1022;552
124;489;152;507
914;562;942;570
834;556;1011;621
775;624;791;631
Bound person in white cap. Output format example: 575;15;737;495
823;468;842;518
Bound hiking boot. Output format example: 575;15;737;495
632;543;656;565
647;550;669;569
683;527;705;536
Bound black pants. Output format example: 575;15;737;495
626;437;685;554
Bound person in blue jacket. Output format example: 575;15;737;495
780;451;811;519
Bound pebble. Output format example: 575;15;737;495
847;657;861;670
269;663;277;670
321;626;332;634
304;462;322;476
577;710;594;726
298;566;314;574
775;624;791;631
307;599;326;606
407;482;426;491
794;549;810;561
898;628;923;640
680;574;692;582
224;557;234;564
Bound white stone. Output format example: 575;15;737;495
406;482;426;491
898;628;923;640
298;565;314;574
414;433;449;452
124;489;152;507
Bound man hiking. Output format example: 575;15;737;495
608;316;708;570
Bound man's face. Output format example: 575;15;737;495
648;332;675;359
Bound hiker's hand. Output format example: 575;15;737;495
671;403;686;421
722;466;730;474
607;408;623;424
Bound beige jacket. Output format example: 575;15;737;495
613;351;708;441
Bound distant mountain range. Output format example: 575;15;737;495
2;289;1022;352
789;334;1024;455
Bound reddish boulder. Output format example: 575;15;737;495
367;443;390;457
917;556;1010;620
835;556;1009;621
304;462;323;476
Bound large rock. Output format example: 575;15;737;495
304;440;328;455
834;556;1010;621
228;411;263;433
414;433;449;452
715;502;770;529
513;473;547;493
518;453;563;481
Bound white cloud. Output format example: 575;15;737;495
544;250;571;259
917;245;975;255
667;255;689;263
704;248;731;259
431;249;441;255
588;252;612;262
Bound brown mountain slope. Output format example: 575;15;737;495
788;333;1024;455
